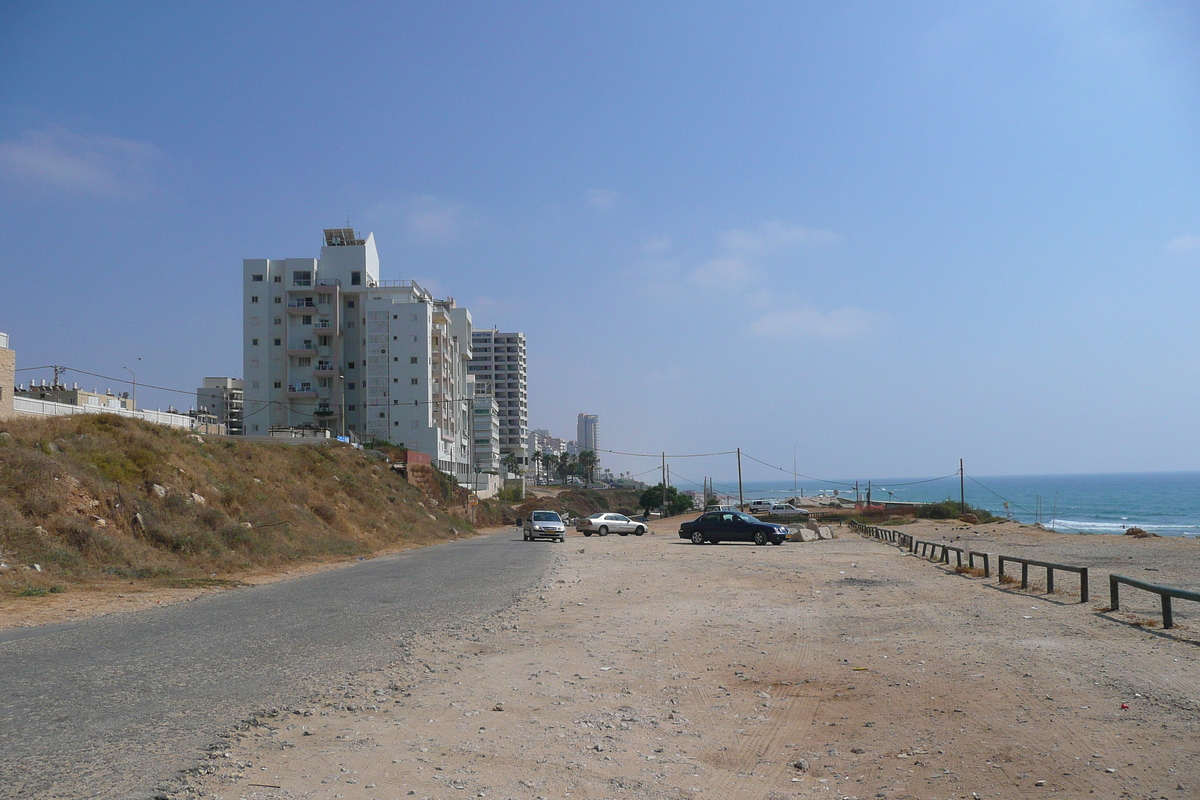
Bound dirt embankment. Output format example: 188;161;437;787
170;517;1200;800
0;415;474;604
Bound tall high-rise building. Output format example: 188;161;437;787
468;329;528;470
242;228;474;477
577;413;599;459
197;377;244;436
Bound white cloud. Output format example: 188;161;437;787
720;220;841;255
587;187;619;210
692;254;755;288
642;234;673;254
0;126;162;197
1166;235;1200;253
748;306;876;340
686;219;841;288
406;195;468;242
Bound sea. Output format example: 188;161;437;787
721;472;1200;538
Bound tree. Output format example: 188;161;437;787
639;483;694;517
529;451;543;484
502;452;520;477
578;450;598;485
556;452;578;483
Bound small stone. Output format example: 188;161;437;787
1105;768;1116;773
152;484;167;498
594;744;605;752
791;759;809;771
1035;779;1046;786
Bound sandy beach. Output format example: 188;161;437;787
161;517;1200;800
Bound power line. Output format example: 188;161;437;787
597;447;737;458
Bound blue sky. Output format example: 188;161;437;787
3;1;1200;485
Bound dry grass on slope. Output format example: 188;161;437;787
0;415;470;597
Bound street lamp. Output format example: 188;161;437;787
122;365;137;413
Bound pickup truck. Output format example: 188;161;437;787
759;503;809;520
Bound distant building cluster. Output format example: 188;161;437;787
241;228;527;494
525;412;605;484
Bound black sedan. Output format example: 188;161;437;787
678;511;790;546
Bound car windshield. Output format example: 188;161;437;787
532;512;561;522
733;512;759;523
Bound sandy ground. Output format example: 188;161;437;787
138;517;1200;800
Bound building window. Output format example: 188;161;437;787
411;378;419;385
393;378;398;383
318;336;329;346
394;421;399;426
348;382;355;390
251;338;259;346
273;275;281;283
293;271;312;286
273;317;281;325
412;335;418;342
297;357;311;367
273;381;281;389
252;424;259;432
252;274;263;282
410;356;418;364
379;412;385;418
250;296;259;304
301;315;312;325
348;404;356;411
346;300;355;308
273;338;281;346
351;271;362;285
274;297;281;304
318;293;330;303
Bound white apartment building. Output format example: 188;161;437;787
197;377;244;436
472;391;500;474
469;329;528;471
577;413;599;459
243;228;475;478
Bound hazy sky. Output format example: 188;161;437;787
3;1;1199;486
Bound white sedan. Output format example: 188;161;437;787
576;513;647;537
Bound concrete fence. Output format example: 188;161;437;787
14;396;198;430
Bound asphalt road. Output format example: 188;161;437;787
0;529;551;800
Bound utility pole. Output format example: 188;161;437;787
959;459;966;515
867;480;872;506
661;452;667;519
737;448;744;510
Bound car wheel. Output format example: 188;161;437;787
690;530;704;545
754;530;768;546
583;531;592;537
634;526;645;536
598;526;609;536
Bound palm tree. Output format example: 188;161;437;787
578;450;598;486
502;452;520;477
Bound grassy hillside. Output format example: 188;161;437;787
0;415;475;598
